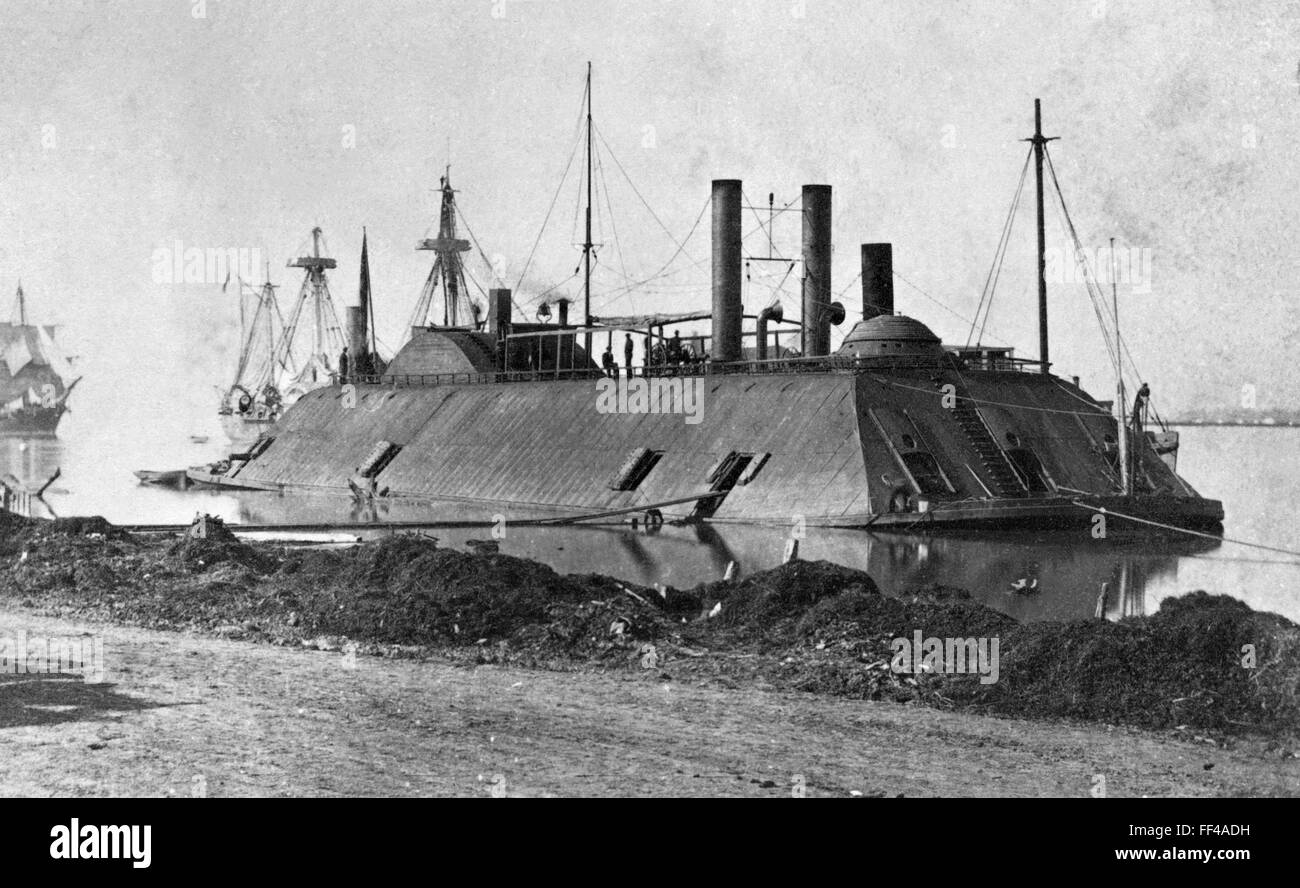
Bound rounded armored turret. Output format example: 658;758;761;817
835;314;944;359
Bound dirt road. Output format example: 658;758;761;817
1;607;1294;797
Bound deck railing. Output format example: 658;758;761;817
336;352;1046;389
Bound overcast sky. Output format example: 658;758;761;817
1;0;1297;422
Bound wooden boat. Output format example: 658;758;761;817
133;469;190;489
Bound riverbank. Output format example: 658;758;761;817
2;513;1298;755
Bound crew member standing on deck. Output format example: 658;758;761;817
338;346;350;383
601;345;615;378
1131;382;1151;432
624;334;634;379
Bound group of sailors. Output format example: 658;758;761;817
601;331;707;378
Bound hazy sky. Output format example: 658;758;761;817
1;0;1297;432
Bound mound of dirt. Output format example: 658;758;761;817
690;561;880;640
971;591;1300;734
273;536;668;659
0;513;134;554
168;517;273;573
48;516;133;541
3;520;1297;741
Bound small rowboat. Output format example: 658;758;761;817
133;469;191;489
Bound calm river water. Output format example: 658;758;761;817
5;408;1296;624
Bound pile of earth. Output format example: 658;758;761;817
265;534;674;666
168;516;275;573
968;592;1300;734
0;512;1296;741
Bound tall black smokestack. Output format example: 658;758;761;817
711;179;743;363
801;184;832;357
861;243;894;320
488;288;512;371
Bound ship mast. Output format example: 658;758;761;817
583;61;594;358
14;281;26;326
1027;99;1057;374
1111;237;1130;496
414;169;472;328
283;226;343;383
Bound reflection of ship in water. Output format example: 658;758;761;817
224;491;1215;623
219;229;348;447
0;435;65;518
0;284;80;436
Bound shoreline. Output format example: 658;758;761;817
2;513;1298;758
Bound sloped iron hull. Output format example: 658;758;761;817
200;369;1223;534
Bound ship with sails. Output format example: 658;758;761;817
194;75;1222;534
219;227;348;447
0;283;79;436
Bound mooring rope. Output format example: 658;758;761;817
1070;500;1300;563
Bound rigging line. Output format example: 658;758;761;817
867;374;1111;418
1069;501;1300;561
748;195;795;249
1046;172;1120;373
977;151;1031;346
836;268;862;301
967;146;1032;348
600;191;712;299
514;87;588;294
977;170;1027;346
1043;147;1153;392
890;269;1014;347
972;149;1029;348
592;122;706;270
741;189;789;262
463;265;487;302
531;270;581;306
594;141;633;303
1048;159;1163;429
742;195;799;245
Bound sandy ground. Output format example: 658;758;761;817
1;607;1295;798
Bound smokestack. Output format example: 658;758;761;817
861;243;894;320
488;288;512;339
801;184;832;357
711;179;743;363
488;288;512;371
556;297;570;327
346;306;367;365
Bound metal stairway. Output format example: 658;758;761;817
950;396;1025;497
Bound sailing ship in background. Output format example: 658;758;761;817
0;283;79;436
219;227;349;447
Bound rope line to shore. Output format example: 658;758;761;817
1069;500;1300;563
869;376;1112;418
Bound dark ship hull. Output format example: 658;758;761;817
0;403;67;436
193;355;1221;531
0;311;78;438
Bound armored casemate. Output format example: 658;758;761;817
195;100;1222;533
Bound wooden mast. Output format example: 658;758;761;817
1028;99;1056;374
1112;237;1130;495
583;61;594;361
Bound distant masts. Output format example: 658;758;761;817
288;226;339;359
415;168;472;327
13;281;26;326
